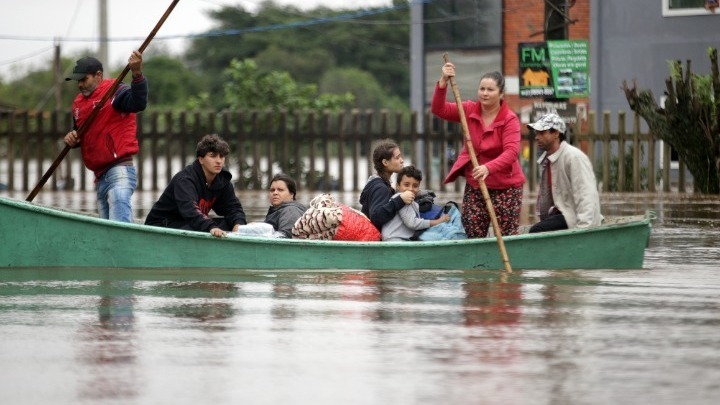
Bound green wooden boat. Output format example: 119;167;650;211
0;197;651;270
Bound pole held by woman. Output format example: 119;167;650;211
441;53;513;272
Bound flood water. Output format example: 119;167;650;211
0;191;719;405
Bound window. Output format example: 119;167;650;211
663;0;719;16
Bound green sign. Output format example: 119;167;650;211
518;40;589;99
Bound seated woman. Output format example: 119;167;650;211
264;173;307;238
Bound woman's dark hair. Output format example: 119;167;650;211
372;140;399;183
396;165;422;184
196;134;230;157
270;173;297;200
480;71;506;93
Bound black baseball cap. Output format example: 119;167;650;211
65;57;103;81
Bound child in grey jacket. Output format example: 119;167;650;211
381;166;450;241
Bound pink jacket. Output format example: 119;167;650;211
432;83;525;190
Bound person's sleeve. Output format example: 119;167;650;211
368;191;405;229
172;177;216;232
398;204;430;230
212;184;247;227
485;114;522;175
276;205;306;238
112;76;148;113
430;83;461;122
570;154;601;228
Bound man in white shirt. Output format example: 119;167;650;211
528;112;603;233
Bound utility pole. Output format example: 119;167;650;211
54;41;62;110
544;0;569;41
409;1;425;171
544;0;568;106
99;0;109;64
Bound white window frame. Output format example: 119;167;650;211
662;0;718;16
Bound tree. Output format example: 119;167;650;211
319;67;407;111
138;55;205;108
184;1;410;108
623;48;720;194
222;58;353;112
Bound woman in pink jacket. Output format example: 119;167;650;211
431;64;526;238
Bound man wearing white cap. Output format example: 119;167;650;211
528;112;602;233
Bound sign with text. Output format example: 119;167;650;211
518;40;589;99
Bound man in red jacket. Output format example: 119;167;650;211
63;51;148;223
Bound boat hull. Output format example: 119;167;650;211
0;197;651;270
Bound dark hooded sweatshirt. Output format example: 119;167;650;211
144;160;246;232
359;175;405;231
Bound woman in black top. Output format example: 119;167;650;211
359;141;414;231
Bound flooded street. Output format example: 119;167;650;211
0;191;718;404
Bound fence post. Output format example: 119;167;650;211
136;113;145;191
321;110;331;190
234;110;246;190
647;129;656;192
164;111;173;186
21;111;29;191
7;112;16;191
678;160;686;192
149;111;159;192
663;141;671;192
337;111;346;192
617;111;626;192
350;109;360;192
35;112;44;191
586;110;596;188
602;111;611;192
633;113;640;192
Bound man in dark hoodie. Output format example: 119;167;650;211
144;134;246;238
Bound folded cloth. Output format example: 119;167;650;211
418;203;467;241
230;222;284;238
292;193;380;241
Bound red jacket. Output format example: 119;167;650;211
72;79;144;177
431;83;526;190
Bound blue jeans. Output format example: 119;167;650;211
96;165;137;223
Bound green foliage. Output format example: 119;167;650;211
222;59;354;112
320;67;408;111
600;144;649;192
139;56;205;108
185;0;410;107
255;45;336;84
1;1;410;113
0;58;78;111
626;48;720;193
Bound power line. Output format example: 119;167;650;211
0;4;408;44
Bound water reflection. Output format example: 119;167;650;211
155;282;239;327
1;191;720;404
462;273;522;328
77;280;138;402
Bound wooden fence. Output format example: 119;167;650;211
0;108;692;195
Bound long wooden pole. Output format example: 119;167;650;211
442;53;512;272
26;0;181;202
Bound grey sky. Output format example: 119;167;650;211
0;0;391;79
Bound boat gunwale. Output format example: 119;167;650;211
1;196;652;248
